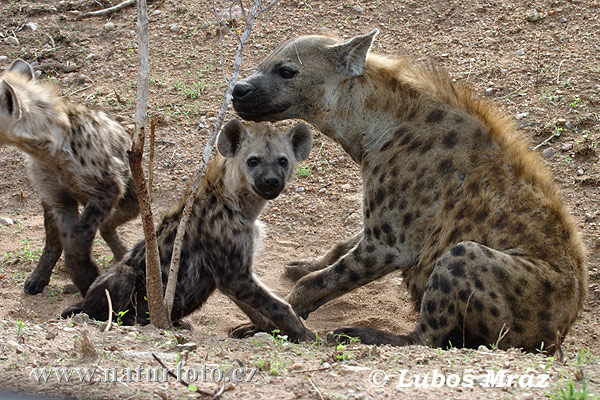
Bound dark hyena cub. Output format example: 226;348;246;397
0;59;139;295
62;120;315;342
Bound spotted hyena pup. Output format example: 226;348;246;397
0;59;139;296
62;120;315;342
232;31;587;353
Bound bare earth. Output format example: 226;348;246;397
0;0;599;399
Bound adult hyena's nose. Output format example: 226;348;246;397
232;81;254;100
263;176;280;187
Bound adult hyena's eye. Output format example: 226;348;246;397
278;157;288;167
279;67;297;79
247;157;259;167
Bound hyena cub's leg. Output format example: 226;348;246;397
23;202;63;294
217;273;315;342
99;182;139;261
284;232;362;281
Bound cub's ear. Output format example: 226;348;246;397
287;122;312;162
0;80;22;120
327;29;378;78
218;119;249;158
7;59;34;81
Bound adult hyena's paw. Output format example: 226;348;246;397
24;275;50;295
284;260;320;282
229;323;262;339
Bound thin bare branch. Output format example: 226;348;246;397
76;0;135;20
131;0;170;329
164;0;277;320
151;353;215;397
104;289;113;333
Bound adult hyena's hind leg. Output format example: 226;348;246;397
24;202;63;294
99;182;140;261
284;232;362;281
334;241;576;354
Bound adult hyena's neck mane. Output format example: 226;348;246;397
362;53;586;268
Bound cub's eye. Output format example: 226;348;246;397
278;157;288;167
279;67;297;79
247;157;259;167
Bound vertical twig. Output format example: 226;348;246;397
104;289;113;333
148;117;157;199
130;0;170;329
164;0;280;320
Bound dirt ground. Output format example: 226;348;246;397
0;0;599;399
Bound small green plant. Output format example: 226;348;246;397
15;320;25;337
570;97;581;109
549;377;598;400
295;165;312;178
114;310;129;326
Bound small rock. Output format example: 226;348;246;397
104;22;115;31
4;36;19;47
169;23;180;32
351;5;364;13
440;53;449;58
519;394;534;400
0;217;14;226
577;169;584;176
289;363;303;371
516;49;525;56
295;187;305;193
45;330;58;340
86;53;100;61
514;112;529;120
25;22;38;31
176;342;198;351
341;183;351;191
73;313;90;325
525;9;541;22
321;362;331;369
560;17;568;23
152;9;161;15
77;74;92;84
0;56;8;63
63;284;78;294
565;121;572;129
561;143;573;151
584;213;594;222
318;187;326;194
485;87;494;95
253;332;273;341
542;148;554;158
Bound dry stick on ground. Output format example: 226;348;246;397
129;0;170;329
163;0;279;320
104;289;113;333
76;0;160;20
151;353;217;398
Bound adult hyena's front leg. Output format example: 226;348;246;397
24;201;64;294
219;273;315;342
284;232;363;281
286;239;401;319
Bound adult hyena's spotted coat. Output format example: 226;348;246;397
62;120;315;342
231;30;587;353
0;59;139;296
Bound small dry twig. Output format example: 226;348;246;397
104;289;113;333
308;377;324;400
462;290;475;347
494;323;510;349
76;0;135;20
151;353;216;397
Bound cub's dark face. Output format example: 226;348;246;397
217;120;312;200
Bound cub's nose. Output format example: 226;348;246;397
233;81;254;100
263;176;280;187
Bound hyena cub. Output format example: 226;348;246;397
0;59;139;295
62;120;315;342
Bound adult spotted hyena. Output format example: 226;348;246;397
0;59;139;296
62;120;315;342
231;30;587;353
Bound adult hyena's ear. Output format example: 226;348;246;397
287;122;312;162
0;80;22;120
218;119;249;158
327;29;378;78
7;59;34;81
